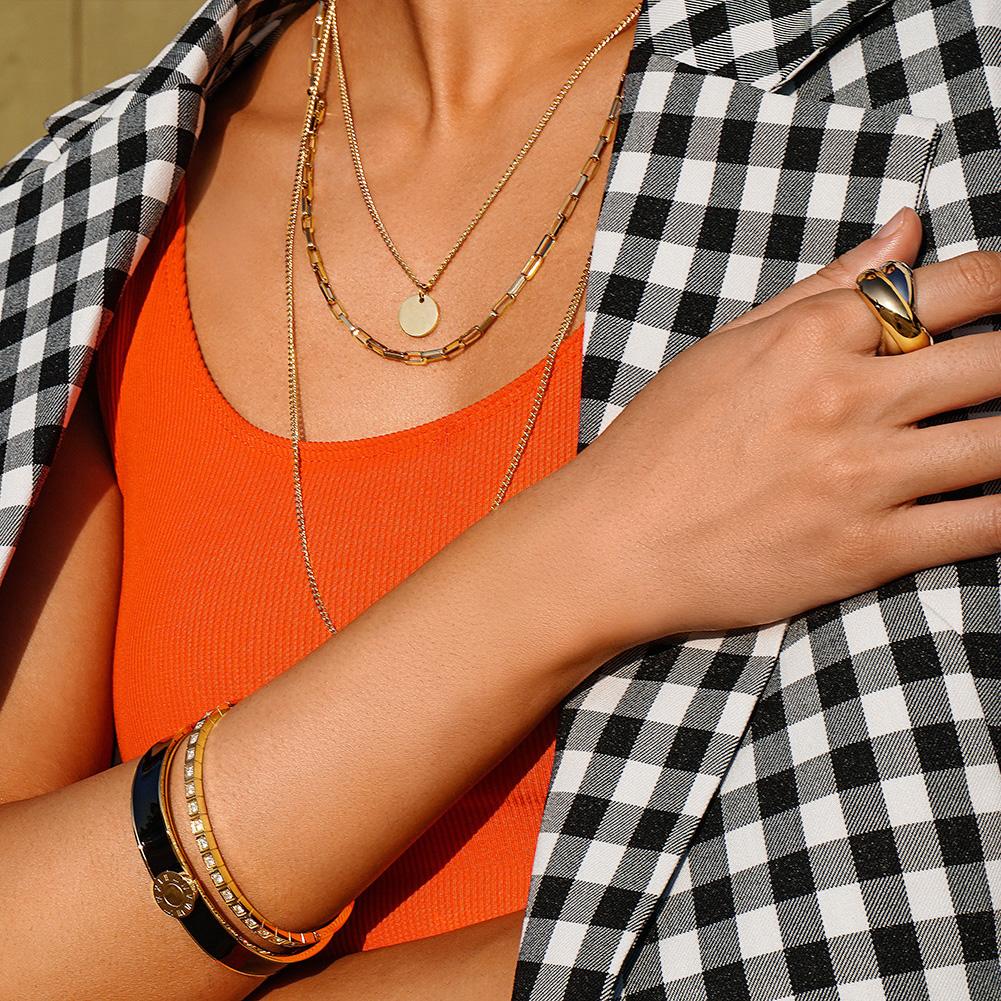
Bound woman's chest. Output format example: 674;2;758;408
179;9;621;446
95;172;587;759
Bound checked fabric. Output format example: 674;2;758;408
0;0;304;573
0;1;999;999
513;1;1001;1000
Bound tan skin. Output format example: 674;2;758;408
5;1;1001;998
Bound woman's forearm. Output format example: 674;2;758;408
0;460;627;999
180;461;624;932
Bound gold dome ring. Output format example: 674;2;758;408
855;260;934;355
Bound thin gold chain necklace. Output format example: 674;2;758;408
301;69;625;364
286;1;604;633
328;0;640;337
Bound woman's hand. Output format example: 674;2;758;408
565;208;1001;645
245;910;525;1001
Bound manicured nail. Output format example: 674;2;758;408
876;207;908;238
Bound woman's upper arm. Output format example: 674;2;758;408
0;362;122;803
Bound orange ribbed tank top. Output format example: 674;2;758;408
93;176;585;953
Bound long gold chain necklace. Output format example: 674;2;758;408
326;0;640;338
286;1;615;632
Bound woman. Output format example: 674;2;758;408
0;0;998;998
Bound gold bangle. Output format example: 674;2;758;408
159;726;297;967
184;704;354;956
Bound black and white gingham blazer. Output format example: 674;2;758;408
1;1;999;998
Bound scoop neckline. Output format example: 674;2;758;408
175;176;586;459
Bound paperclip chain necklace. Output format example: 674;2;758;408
287;0;610;632
327;0;640;337
301;73;625;364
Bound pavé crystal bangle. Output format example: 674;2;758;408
184;703;354;955
159;723;318;965
131;730;282;977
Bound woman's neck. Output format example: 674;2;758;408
334;0;638;127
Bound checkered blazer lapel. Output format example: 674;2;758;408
515;6;943;1001
634;0;897;89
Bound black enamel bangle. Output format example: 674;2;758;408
131;733;281;978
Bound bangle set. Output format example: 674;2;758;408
131;703;353;977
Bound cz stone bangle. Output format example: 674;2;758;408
182;703;354;955
159;723;318;967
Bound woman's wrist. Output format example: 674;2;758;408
534;446;690;654
469;460;638;669
245;909;527;1001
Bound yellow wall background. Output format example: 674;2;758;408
1;0;197;163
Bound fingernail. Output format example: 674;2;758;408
876;207;908;238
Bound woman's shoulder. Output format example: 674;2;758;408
0;0;296;190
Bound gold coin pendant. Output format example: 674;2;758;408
399;293;440;338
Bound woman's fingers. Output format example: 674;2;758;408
888;329;1001;424
895;493;1001;577
783;250;1001;421
750;218;1001;338
892;250;1001;335
822;249;1001;352
894;413;1001;498
718;206;923;333
866;250;1001;424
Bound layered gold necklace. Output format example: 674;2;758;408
285;1;632;630
325;0;640;339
